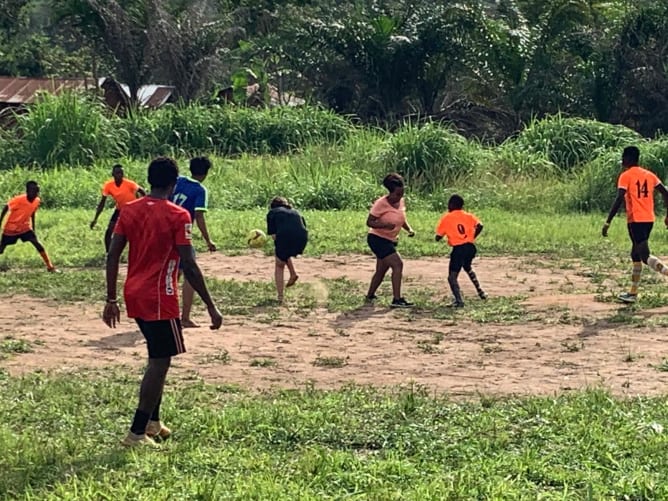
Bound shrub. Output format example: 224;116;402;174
15;91;128;167
511;115;641;171
381;122;484;192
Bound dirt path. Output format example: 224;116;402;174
3;253;668;397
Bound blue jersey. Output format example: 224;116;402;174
172;176;208;220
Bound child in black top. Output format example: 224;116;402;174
267;196;308;303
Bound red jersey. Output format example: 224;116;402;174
114;197;192;320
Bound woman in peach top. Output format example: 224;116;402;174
365;173;415;308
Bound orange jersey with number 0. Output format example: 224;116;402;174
3;194;40;235
617;166;661;223
435;209;480;247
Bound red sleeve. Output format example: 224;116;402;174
174;210;193;246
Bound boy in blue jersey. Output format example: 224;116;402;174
172;156;216;327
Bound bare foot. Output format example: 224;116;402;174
286;275;299;287
181;319;199;328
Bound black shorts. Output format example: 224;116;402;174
627;222;653;245
135;318;185;359
367;233;397;260
1;230;36;246
450;243;477;273
275;233;308;262
106;209;120;232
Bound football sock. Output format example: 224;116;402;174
130;409;151;435
151;396;161;422
630;261;642;295
647;255;668;276
466;270;484;295
39;250;54;269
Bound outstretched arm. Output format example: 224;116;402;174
474;223;483;238
178;245;222;329
103;234;127;327
90;196;107;229
402;220;415;237
657;184;668;227
194;211;216;251
602;188;626;237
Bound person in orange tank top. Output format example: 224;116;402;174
90;164;146;253
602;146;668;303
435;194;486;307
0;180;56;272
365;173;415;308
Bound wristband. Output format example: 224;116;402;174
106;299;117;303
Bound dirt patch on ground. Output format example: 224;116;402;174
3;253;668;397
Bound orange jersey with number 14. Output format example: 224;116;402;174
435;210;480;247
617;166;661;223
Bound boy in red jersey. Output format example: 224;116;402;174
103;157;222;447
90;164;146;253
602;146;668;303
0;180;56;271
435;194;486;307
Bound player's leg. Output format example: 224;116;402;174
366;257;389;300
639;223;668;276
286;258;299;287
447;248;465;307
104;210;119;253
181;279;198;328
275;257;287;303
0;233;19;255
124;319;184;446
25;232;55;271
463;244;486;299
385;252;413;307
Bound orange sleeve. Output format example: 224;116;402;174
435;213;449;236
617;171;629;191
7;196;19;210
102;181;112;196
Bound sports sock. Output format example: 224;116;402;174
151;396;161;422
130;409;151;435
39;250;54;269
466;270;484;294
647;255;668;276
630;261;642;295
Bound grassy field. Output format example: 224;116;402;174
1;371;668;499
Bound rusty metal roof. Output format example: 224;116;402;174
0;77;174;107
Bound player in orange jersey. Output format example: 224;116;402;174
90;164;146;252
603;146;668;303
435;194;486;307
0;181;56;272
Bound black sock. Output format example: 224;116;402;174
151;396;162;422
130;409;151;435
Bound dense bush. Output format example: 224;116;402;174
510;116;641;171
381;122;486;192
14;92;128;167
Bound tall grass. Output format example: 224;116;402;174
509;115;642;171
14;91;128;167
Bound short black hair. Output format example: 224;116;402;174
623;146;640;165
148;156;179;189
112;163;123;171
270;196;291;209
26;180;38;190
382;173;404;192
190;156;212;177
448;194;464;209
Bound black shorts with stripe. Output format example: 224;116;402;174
135;318;186;359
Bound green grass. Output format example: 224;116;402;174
0;208;651;271
2;371;668;499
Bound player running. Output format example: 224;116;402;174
602;146;668;303
171;156;216;328
0;181;56;272
435;194;487;307
90;164;146;253
103;156;222;447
